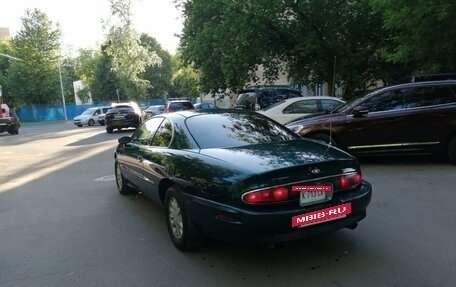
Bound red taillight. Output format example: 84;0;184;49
340;172;362;190
243;187;289;204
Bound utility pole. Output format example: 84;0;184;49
58;57;67;121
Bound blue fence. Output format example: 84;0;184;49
17;100;166;122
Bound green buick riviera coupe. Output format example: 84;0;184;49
114;110;372;250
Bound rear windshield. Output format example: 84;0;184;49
169;102;194;110
107;106;134;113
186;112;297;149
257;89;302;109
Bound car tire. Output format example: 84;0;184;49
88;119;95;126
448;136;456;164
77;124;83;127
99;120;105;126
106;127;113;133
165;186;203;251
115;161;137;195
309;133;337;146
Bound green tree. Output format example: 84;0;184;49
59;56;78;104
0;40;13;104
170;54;199;98
6;9;63;106
178;0;388;97
104;0;161;100
139;34;173;99
179;0;260;92
75;47;119;102
371;0;456;76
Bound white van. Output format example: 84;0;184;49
73;106;110;127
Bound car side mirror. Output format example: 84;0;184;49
118;136;132;145
352;106;369;117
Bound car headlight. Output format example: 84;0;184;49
285;124;304;134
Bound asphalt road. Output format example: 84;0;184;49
1;122;455;287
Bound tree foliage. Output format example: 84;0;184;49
75;47;119;102
104;0;161;100
139;34;173;99
371;0;456;75
170;54;199;98
0;40;13;102
60;56;78;104
178;0;399;97
4;9;63;107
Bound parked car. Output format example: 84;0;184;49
235;87;303;111
0;104;20;135
165;98;194;112
105;102;144;133
73;106;109;127
285;80;456;164
194;103;219;110
114;109;372;250
258;96;345;124
144;105;165;120
400;73;456;83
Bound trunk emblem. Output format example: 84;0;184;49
310;167;321;174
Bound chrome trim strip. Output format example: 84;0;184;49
349;102;455;116
347;142;440;150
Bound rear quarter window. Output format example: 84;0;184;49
151;118;173;147
406;85;456;108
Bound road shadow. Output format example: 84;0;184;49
66;128;135;146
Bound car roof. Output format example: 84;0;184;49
373;80;456;94
194;102;215;106
164;108;254;119
282;96;343;102
111;101;139;106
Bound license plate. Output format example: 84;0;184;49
300;190;325;204
298;185;333;206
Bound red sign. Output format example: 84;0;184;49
291;202;351;228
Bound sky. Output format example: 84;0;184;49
0;0;184;54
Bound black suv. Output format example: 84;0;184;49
165;98;194;112
105;102;144;133
285;80;456;164
235;87;302;111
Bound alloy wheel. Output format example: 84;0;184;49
115;163;123;190
168;197;184;239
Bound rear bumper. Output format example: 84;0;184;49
184;180;372;244
105;118;140;128
0;121;20;132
